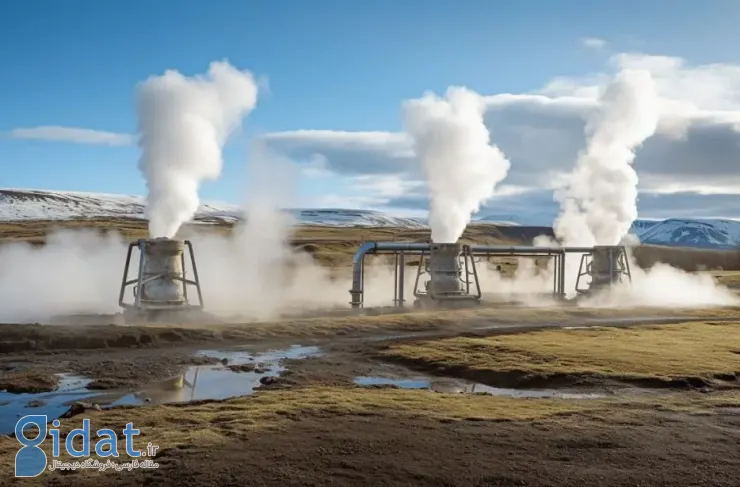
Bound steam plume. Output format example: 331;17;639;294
403;87;510;243
553;69;660;247
546;69;738;307
137;60;259;238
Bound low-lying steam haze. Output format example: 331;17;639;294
137;60;259;239
403;87;510;243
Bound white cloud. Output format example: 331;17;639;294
261;51;740;219
9;126;134;146
581;37;607;50
299;154;334;178
314;174;425;210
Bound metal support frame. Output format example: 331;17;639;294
348;241;637;309
470;245;566;300
349;242;568;309
119;239;204;311
571;245;632;295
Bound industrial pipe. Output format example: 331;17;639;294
562;247;598;253
350;242;579;308
350;242;431;308
469;245;565;255
470;245;567;297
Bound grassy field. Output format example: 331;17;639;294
2;379;739;483
0;382;736;480
709;270;740;288
379;320;740;386
0;385;597;481
1;217;739;271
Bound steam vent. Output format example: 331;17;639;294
412;241;482;308
119;237;204;323
426;243;466;296
575;245;632;295
590;245;623;290
140;238;187;305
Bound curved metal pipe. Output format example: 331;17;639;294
350;242;431;308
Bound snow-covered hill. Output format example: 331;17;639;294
0;189;427;229
629;219;662;237
636;218;740;250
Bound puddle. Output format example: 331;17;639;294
0;374;93;434
108;345;320;406
0;345;320;435
195;344;320;365
354;376;605;399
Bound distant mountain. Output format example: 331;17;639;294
636;218;740;250
475;214;543;227
0;189;426;229
629;219;662;237
1;189;738;250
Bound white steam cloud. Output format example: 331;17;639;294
545;69;739;307
553;69;660;247
0;61;405;325
403;87;510;243
137;60;259;238
0;144;404;324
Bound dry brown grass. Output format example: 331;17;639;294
0;219;530;267
632;245;740;272
231;305;740;340
3;381;740;483
0;385;599;481
379;321;740;383
709;270;740;288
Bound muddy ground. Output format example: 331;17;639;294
2;305;736;394
2;311;740;486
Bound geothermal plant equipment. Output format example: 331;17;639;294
349;241;566;309
412;243;482;308
572;245;632;296
119;238;204;322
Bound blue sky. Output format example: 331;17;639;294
2;0;740;219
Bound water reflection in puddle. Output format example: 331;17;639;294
196;345;320;365
354;376;605;399
0;373;93;434
109;345;321;406
0;345;320;435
